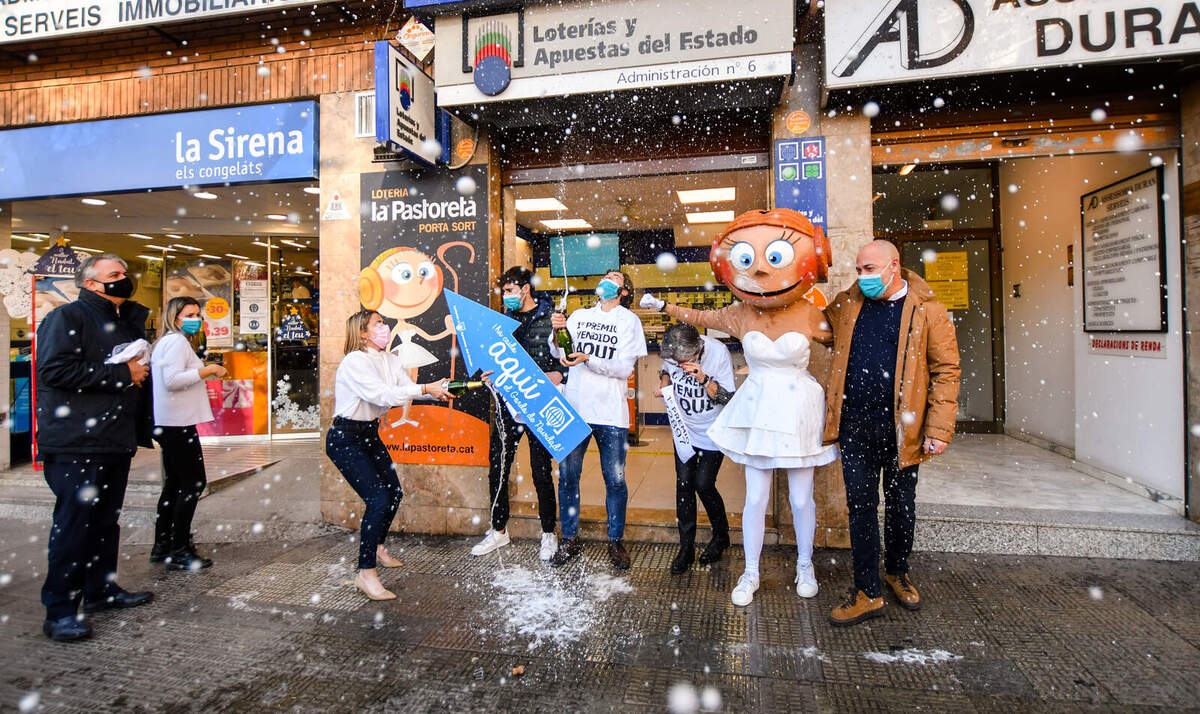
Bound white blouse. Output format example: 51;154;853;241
333;348;425;421
150;332;214;427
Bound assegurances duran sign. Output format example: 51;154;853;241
433;0;794;105
1;0;338;44
0;101;316;201
825;0;1200;89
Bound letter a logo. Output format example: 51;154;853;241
834;0;974;79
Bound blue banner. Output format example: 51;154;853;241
774;136;826;229
444;289;590;461
0;101;318;201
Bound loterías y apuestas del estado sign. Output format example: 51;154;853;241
824;0;1200;89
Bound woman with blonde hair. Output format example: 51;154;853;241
149;296;227;571
327;309;452;600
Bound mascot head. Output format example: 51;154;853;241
709;208;831;309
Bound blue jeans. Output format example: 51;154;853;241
558;424;628;541
325;417;403;569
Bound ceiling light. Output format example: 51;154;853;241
302;187;321;195
74;246;103;253
225;253;249;260
293;268;313;275
137;254;164;261
80;198;107;206
899;164;917;176
252;240;273;248
145;244;177;251
685;210;735;224
242;261;265;267
10;235;43;242
172;244;202;251
676;187;736;204
199;254;222;260
166;234;183;239
540;218;592;230
280;239;308;249
128;233;155;240
516;198;568;212
266;214;287;220
193;191;218;200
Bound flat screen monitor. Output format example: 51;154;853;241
548;233;620;278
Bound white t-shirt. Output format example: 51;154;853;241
548;303;647;428
150;332;214;427
660;335;735;452
333;349;424;421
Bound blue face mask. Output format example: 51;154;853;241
502;294;523;311
857;268;891;300
596;278;621;301
180;317;203;335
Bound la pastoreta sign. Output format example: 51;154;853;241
825;0;1200;89
1;0;339;44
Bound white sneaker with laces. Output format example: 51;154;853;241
539;533;558;561
731;572;760;607
470;529;510;557
795;561;818;598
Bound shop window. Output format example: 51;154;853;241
874;166;995;234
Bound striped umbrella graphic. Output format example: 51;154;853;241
472;20;513;96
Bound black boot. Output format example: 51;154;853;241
166;544;213;572
149;541;171;564
82;586;154;613
43;615;92;641
698;534;730;565
670;545;694;575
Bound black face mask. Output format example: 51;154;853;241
96;276;134;299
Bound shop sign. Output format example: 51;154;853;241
1089;336;1167;359
322;191;350;221
785;110;812;135
31;242;82;277
360;165;491;467
1081;166;1167;333
0;101;317;201
444;290;590;461
433;0;794;105
825;0;1200;90
238;279;268;334
1;0;338;45
374;41;438;165
774;137;827;230
398;16;436;61
275;312;310;341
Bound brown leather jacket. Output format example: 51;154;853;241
820;269;961;468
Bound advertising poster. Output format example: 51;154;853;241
360;165;491;466
239;279;269;334
165;258;234;347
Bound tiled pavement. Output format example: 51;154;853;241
0;523;1197;712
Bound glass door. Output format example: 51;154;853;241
270;238;320;435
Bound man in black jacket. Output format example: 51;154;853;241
469;267;566;561
36;254;155;641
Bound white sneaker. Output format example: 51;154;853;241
470;529;510;557
795;562;818;598
731;572;760;607
539;533;558;561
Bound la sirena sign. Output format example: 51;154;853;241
825;0;1200;89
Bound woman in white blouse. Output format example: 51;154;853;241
328;309;452;600
150;296;227;571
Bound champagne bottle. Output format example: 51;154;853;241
554;316;574;354
446;380;485;397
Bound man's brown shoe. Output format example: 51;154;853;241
829;590;885;627
607;540;631;570
884;573;921;610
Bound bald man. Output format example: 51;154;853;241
820;240;960;626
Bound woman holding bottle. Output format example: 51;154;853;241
149;297;227;571
327;309;452;600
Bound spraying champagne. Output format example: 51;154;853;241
446;379;486;397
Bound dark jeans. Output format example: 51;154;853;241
675;448;729;548
41;454;132;620
488;407;557;533
325;417;403;570
839;414;920;598
558;424;628;541
152;425;207;551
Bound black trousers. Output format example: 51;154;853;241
487;406;556;533
674;447;729;548
41;454;131;620
151;425;207;551
325;418;402;570
839;415;920;598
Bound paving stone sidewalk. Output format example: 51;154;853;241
0;519;1197;713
